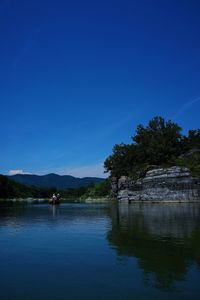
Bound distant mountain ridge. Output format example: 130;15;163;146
8;173;105;189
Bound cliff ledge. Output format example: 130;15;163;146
111;166;200;202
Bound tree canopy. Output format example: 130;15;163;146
104;116;200;178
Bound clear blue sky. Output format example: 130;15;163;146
0;0;200;177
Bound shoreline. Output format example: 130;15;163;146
0;197;110;204
1;197;200;204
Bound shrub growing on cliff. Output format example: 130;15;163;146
182;130;200;151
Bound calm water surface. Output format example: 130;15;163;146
0;202;200;300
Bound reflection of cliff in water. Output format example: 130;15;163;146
107;203;200;290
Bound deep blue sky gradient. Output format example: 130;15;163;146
0;0;200;176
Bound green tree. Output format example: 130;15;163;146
132;116;183;165
104;143;137;177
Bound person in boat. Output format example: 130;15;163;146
51;193;57;204
56;193;60;202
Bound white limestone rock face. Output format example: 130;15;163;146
116;167;200;202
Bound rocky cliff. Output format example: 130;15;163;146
111;166;200;202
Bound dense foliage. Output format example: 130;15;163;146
81;179;111;198
104;116;200;179
0;175;34;199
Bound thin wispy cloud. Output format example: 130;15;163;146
33;111;143;175
60;162;107;178
36;161;108;178
93;105;146;142
173;96;200;119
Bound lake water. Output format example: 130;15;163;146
0;202;200;300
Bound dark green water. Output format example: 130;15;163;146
0;203;200;300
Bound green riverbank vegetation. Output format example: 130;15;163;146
0;174;111;201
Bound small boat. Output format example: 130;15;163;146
49;198;60;205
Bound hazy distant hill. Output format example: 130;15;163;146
8;173;105;189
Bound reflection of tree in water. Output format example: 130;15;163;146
107;203;200;290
